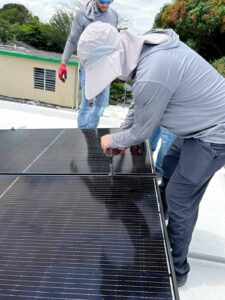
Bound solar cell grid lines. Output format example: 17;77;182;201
0;128;179;300
0;176;175;299
0;129;62;173
0;129;153;174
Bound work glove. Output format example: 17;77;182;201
105;148;123;157
130;143;145;156
58;63;67;82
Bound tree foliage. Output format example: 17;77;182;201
110;82;125;105
212;56;225;76
48;9;74;52
0;3;74;52
0;18;11;42
0;3;36;44
154;0;225;61
0;1;131;55
109;82;132;105
16;18;52;50
0;3;32;25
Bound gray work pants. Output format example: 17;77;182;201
160;137;225;280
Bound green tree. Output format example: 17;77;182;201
0;18;10;42
47;9;74;52
110;82;125;105
0;3;32;25
154;0;225;61
16;18;52;50
0;17;24;43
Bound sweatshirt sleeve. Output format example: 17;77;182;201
119;100;135;131
62;12;84;63
109;81;172;148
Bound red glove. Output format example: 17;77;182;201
130;143;145;156
58;63;67;82
105;148;123;157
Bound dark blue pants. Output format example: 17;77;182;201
160;137;225;281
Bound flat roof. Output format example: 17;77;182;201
0;44;79;66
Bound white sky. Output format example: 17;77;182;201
0;0;172;34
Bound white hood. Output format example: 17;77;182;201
77;22;169;100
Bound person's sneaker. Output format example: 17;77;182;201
177;276;187;288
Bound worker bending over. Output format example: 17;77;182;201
77;21;225;287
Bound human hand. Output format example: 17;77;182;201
101;135;127;155
101;134;111;153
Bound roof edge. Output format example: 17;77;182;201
0;50;79;66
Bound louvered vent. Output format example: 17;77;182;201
45;69;56;91
34;68;44;90
34;68;56;92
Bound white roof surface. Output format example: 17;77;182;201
0;99;225;300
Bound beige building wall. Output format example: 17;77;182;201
0;54;79;108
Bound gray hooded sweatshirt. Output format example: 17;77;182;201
109;29;225;148
62;0;118;63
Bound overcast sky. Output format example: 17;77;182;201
0;0;172;34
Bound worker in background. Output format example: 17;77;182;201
150;126;176;175
77;21;225;287
58;0;118;128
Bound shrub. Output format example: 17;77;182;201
110;82;126;105
212;56;225;77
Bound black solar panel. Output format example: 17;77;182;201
29;129;112;174
0;175;16;195
0;129;62;173
0;175;176;300
0;129;153;175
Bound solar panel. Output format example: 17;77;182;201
28;129;112;174
0;175;16;196
0;175;176;300
0;129;62;173
0;129;153;175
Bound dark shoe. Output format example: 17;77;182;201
177;276;187;288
